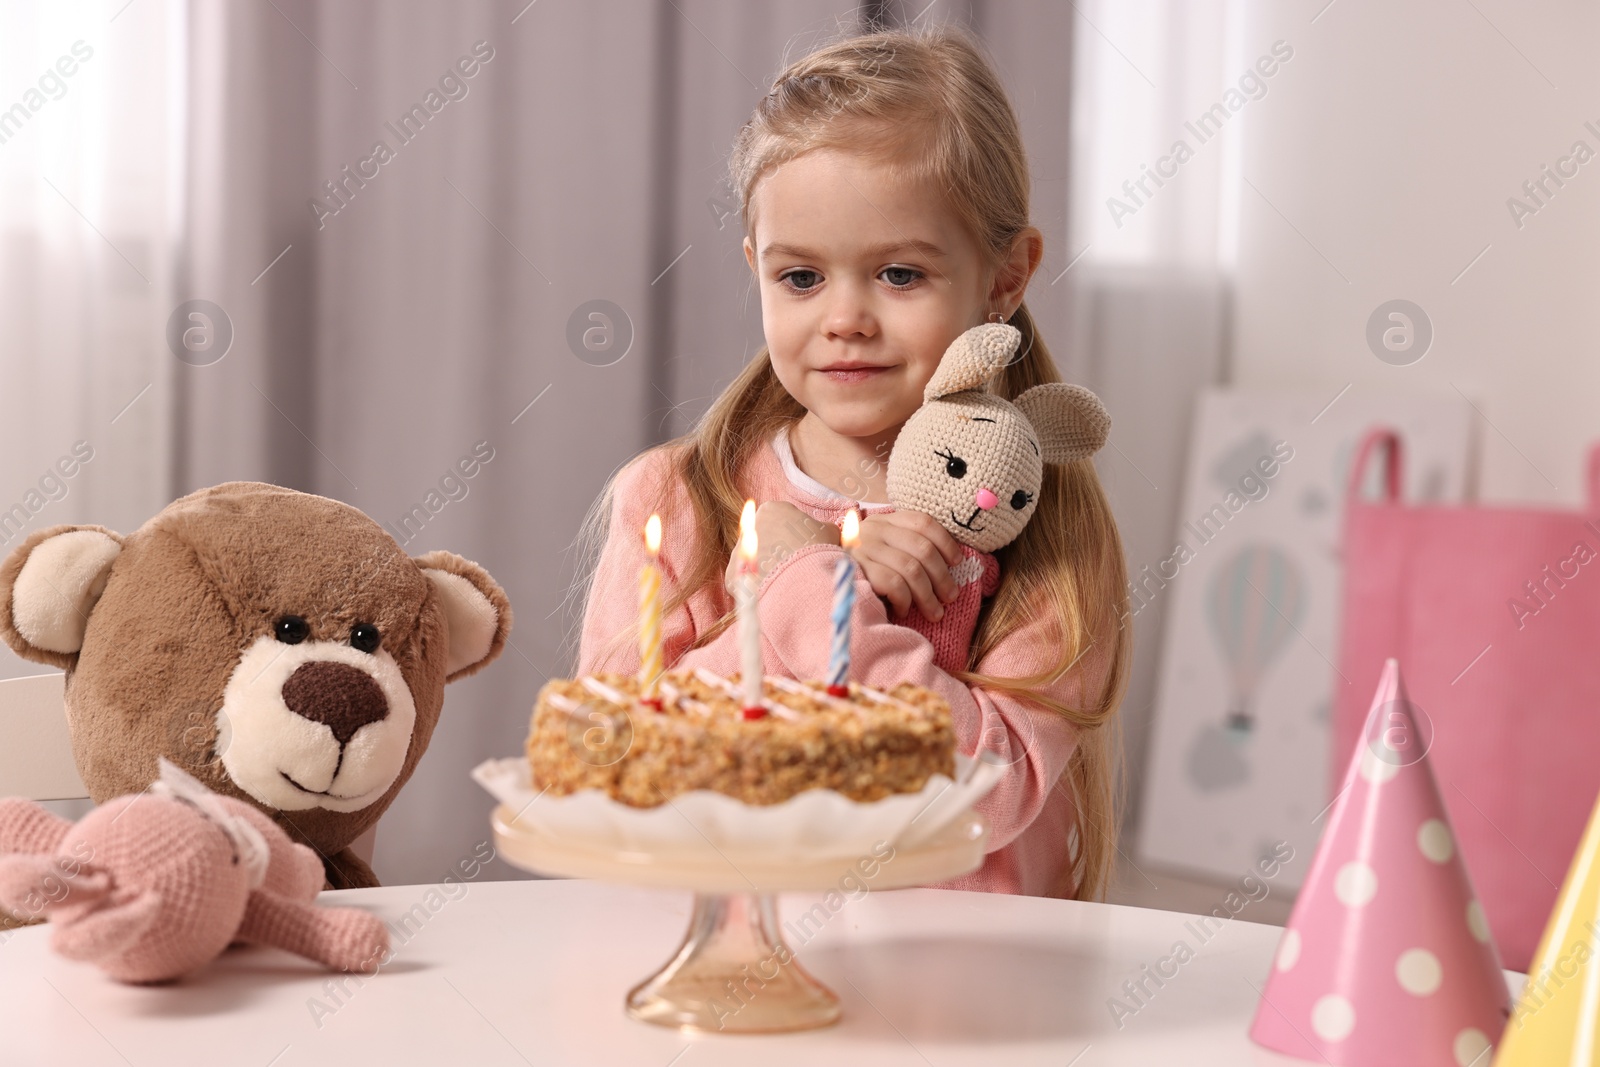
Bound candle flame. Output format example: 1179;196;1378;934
644;513;662;555
739;499;758;560
841;509;860;549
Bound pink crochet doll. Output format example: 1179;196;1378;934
0;759;389;984
885;323;1111;672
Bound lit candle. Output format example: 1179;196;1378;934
639;514;663;708
827;510;859;696
736;499;764;716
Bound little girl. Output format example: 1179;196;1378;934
576;26;1130;901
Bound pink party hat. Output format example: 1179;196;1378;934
1249;658;1511;1066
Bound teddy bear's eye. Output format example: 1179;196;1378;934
274;615;309;644
935;448;967;479
1010;489;1033;510
350;623;381;654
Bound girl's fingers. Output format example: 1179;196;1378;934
859;559;913;618
866;544;945;620
876;525;959;606
883;511;964;567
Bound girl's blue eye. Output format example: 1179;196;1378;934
881;267;920;289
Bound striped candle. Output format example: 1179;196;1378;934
826;510;860;696
639;514;663;705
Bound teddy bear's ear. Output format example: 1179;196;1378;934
413;551;512;682
1013;383;1113;464
0;525;125;668
923;323;1022;402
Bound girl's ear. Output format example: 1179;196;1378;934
1014;383;1112;464
923;324;1022;402
0;525;125;668
413;551;513;682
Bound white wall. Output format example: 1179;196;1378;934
1233;0;1600;503
1067;0;1600;857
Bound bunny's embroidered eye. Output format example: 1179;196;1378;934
935;448;967;479
1010;489;1033;510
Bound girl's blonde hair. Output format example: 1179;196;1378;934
575;24;1131;901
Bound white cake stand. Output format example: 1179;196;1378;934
491;804;989;1033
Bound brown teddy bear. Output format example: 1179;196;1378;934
0;481;511;890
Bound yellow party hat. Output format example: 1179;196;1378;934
1493;786;1600;1065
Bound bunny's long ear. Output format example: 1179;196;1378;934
923;324;1022;402
1014;383;1112;463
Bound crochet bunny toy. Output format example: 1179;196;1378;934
885;323;1111;671
0;759;390;984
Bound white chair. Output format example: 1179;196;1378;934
0;672;88;801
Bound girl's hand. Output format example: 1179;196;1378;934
723;501;840;592
852;512;964;621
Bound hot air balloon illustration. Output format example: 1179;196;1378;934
1206;543;1306;735
1186;543;1308;793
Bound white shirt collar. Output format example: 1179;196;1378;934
771;426;893;511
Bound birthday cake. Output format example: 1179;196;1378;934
526;668;955;807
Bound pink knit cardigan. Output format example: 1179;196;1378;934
577;437;1110;897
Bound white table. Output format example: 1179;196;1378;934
0;879;1527;1066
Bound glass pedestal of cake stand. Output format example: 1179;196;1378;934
625;891;836;1032
491;805;989;1034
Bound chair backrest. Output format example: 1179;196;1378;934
0;673;88;800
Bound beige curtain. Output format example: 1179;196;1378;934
0;1;179;677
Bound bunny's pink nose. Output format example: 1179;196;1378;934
975;487;999;510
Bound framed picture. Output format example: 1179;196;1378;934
1135;386;1471;888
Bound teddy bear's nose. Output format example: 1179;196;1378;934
974;487;999;511
281;661;388;746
